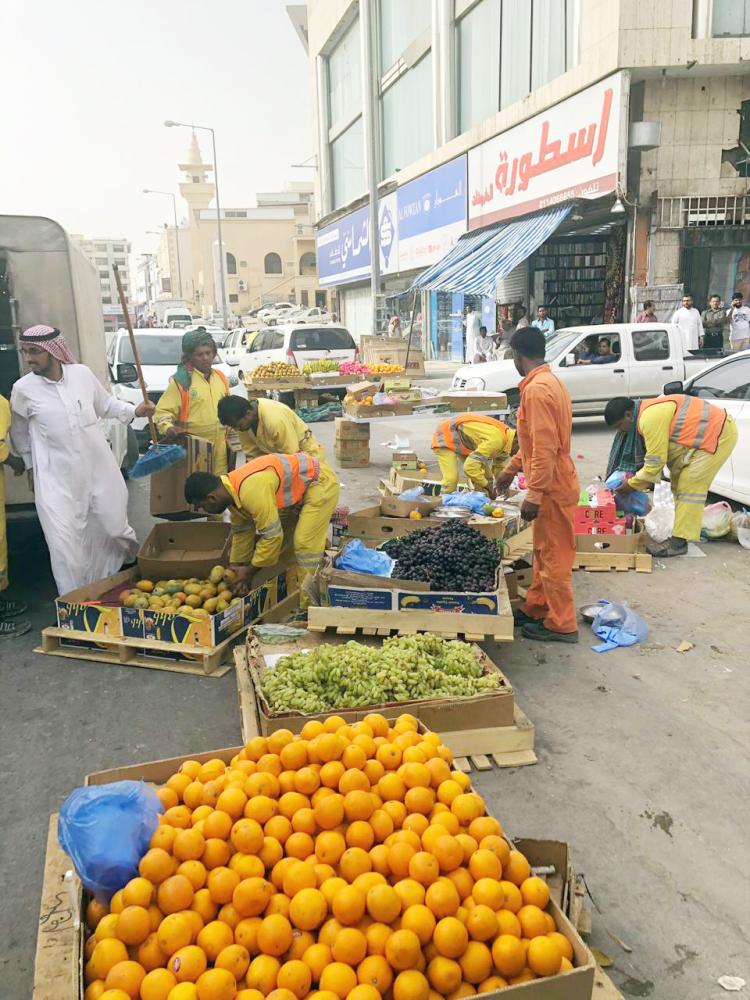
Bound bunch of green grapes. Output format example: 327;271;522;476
260;634;500;714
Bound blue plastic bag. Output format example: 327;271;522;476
604;470;650;516
441;491;488;514
398;486;426;501
58;780;163;899
334;538;394;576
591;601;648;653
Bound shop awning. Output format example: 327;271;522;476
411;204;571;296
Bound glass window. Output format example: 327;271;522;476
500;0;531;108
229;293;239;303
226;252;237;275
457;0;501;132
328;18;362;130
119;335;182;365
713;0;750;35
632;329;670;361
382;54;434;176
264;253;282;274
531;0;567;90
331;117;366;206
690;357;750;399
291;327;355;350
299;251;317;275
380;0;431;71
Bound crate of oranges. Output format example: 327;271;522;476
46;715;595;1000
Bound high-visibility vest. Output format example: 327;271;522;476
228;453;320;509
639;394;727;454
176;368;229;425
432;414;510;456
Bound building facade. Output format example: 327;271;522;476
70;235;132;332
299;0;750;354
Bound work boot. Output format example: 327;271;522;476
0;597;28;618
513;608;542;627
0;618;31;639
646;536;688;558
521;621;579;643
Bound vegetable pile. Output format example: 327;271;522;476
261;634;500;714
382;521;500;592
303;359;341;374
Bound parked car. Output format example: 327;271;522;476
258;302;297;325
221;327;261;367
293;307;331;324
662;349;750;505
452;323;717;414
107;328;240;447
231;323;359;380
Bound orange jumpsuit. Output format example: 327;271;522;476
503;364;579;634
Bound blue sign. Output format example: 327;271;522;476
397;157;467;270
316;205;371;286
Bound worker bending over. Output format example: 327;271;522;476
494;327;580;643
432;413;516;493
184;453;340;593
217;395;324;461
605;395;738;557
155;328;230;475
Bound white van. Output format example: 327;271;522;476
232;323;358;380
163;307;193;328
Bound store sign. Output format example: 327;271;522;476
397;156;467;271
378;191;398;277
316;205;371;287
468;73;625;230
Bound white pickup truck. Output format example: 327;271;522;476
452;323;719;414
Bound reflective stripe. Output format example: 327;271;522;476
278;454;294;508
672;396;692;438
230;525;254;535
297;552;323;566
467;451;492;467
258;520;283;539
689;403;711;449
644;453;664;464
676;494;706;504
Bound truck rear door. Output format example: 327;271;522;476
626;326;675;398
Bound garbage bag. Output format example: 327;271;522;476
604;470;650;516
58;780;163;899
398;486;425;501
591;601;648;653
644;482;675;543
701;501;732;539
441;491;489;514
334;538;394;577
729;511;750;549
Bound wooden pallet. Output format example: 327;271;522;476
574;551;652;573
306;611;513;643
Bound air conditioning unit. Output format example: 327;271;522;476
238;280;247;291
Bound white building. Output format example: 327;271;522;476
70;235;132;332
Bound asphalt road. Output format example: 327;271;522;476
2;392;748;999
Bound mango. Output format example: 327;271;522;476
209;566;225;584
203;598;219;615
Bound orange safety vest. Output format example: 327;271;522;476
432;414;510;456
228;453;320;510
639;394;727;455
176;368;229;425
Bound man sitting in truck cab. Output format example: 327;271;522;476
577;336;620;365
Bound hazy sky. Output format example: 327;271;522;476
1;0;312;261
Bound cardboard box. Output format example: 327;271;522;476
391;450;418;471
439;390;509;412
360;336;426;378
343;401;413;418
346;380;379;401
346;504;531;546
149;435;214;517
334;437;370;456
575;520;645;555
137;522;231;580
380;494;442;517
334;418;370;440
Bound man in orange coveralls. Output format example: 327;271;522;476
494;326;580;642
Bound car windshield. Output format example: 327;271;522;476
542;330;585;360
118;335;184;365
290;327;355;350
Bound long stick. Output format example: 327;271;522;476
405;289;418;370
113;263;158;447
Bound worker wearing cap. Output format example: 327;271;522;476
154;327;230;475
184;454;340;597
431;413;516;494
605;394;738;557
217;395;324;462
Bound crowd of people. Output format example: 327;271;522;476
640;291;750;352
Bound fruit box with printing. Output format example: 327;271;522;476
149;434;214;517
575;519;647;555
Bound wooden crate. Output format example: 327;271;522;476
573;551;652;573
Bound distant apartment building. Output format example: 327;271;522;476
71;235;132;332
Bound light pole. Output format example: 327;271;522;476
164;120;229;328
143;188;184;299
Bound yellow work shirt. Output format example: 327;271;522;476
154;369;229;475
238;398;324;461
628;400;686;492
0;394;10;590
442;419;514;491
224;467;290;567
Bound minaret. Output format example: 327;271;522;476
179;132;215;313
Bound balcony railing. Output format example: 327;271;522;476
656;195;750;229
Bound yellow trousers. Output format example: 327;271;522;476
434;449;502;493
670;416;738;541
293;463;340;574
0;478;6;593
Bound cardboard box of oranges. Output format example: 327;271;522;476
37;715;595;1000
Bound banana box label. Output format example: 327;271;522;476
55;601;123;637
328;586;396;610
397;591;499;615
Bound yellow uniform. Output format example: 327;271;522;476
239;398;324;461
0;395;10;591
629;398;738;540
432;415;515;492
154;369;229;475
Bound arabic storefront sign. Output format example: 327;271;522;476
378;191;398;277
317;205;371;287
468;72;626;230
397;156;468;271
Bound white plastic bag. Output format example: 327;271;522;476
645;482;675;543
729;510;750;540
702;501;732;539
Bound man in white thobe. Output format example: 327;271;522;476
671;294;703;353
10;325;154;595
464;304;481;363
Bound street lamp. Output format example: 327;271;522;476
143;188;184;299
164;119;229;328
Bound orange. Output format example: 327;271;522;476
206;867;240;905
196;920;234;962
467;817;500;842
346;821;375;851
319;761;345;789
377;773;406;802
408;852;439;887
234;917;263;955
520;876;550;909
302;942;332;982
427;956;462;995
369;809;394;843
122;877;154;909
137;932;168;972
320;918;344;949
347;985;381;1000
320;876;347;906
527;935;563;977
425;878;460;918
108;892;125;915
543;911;556;933
103;960;146;997
446;868;474;902
265;816;293;844
233;877;275;918
84;981;106;1000
172;828;205;863
257;753;283;778
344;790;375;823
285;831;315;860
150;825;177;852
392;969;430;1000
496;910;521;938
365;883;400;924
168;945;207;983
436;780;463;806
289;887;327;931
467;850;501;882
432;836;463;874
382;800;407;829
369;845;390;877
491;935;526;978
139;849;176;885
258;837;284;871
287;929;315;961
454;835;478;865
235;993;265;1000
314;830;345;866
157;786;179;811
245;795;278;825
115;906;151;946
356;954;393;993
352;871;385;896
191;889;218;925
375;744;401;771
363;714;389;738
319;962;357;999
229;817;264;855
547;930;573;961
432;915;469;961
163;805;193;830
400;762;431;789
450;794;484;825
339;766;369;794
203;810;233;841
425;757;452;787
363;760;385;787
364;922;392;957
316;733;345;763
331;885;366;926
247;954;281;994
228;855;264;881
471;878;503;911
503;850;531;886
276;959;312;999
384;928;421;971
139;968;178;1000
291;808;316;836
499;881;522;913
331;927;367;966
218;903;242;929
339;847;372;883
89;939;130;981
215;943;251;980
465;904;497;942
404;787;435;816
400;904;435;946
204;839;232;871
283;860;317;897
478;835;510;868
393;829;421;851
458;941;492;984
387;843;415;880
257;914;293;957
314;794;345;831
157;875;194;916
478;975;508;992
178;861;207;891
195;967;236;1000
517;904;548;939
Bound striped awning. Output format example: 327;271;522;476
412;204;571;295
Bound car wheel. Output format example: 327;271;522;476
121;426;140;479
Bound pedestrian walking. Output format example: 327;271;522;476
701;294;727;350
464;304;481;362
636;300;656;323
726;292;750;351
671;293;703;352
534;305;555;339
